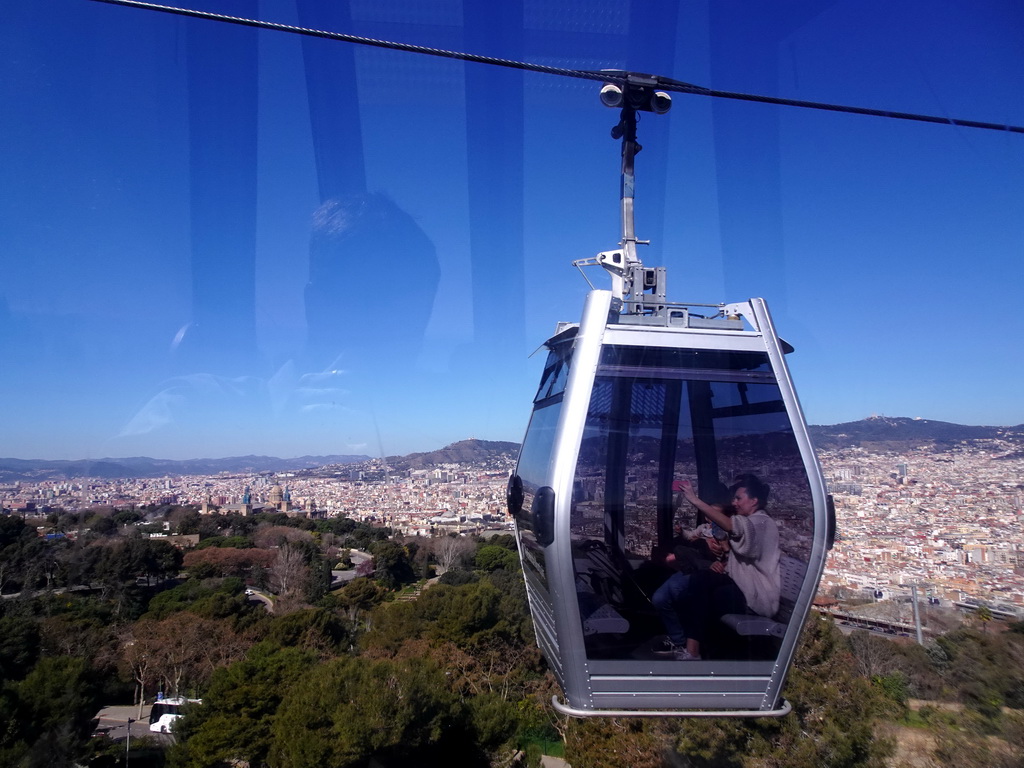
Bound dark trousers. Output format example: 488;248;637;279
680;569;748;645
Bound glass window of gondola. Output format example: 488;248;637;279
533;327;576;403
569;344;814;662
510;332;575;584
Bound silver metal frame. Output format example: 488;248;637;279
552;695;793;719
514;289;831;717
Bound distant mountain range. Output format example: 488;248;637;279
0;454;371;483
807;416;1024;453
385;439;520;471
3;418;1022;482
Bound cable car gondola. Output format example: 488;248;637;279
508;77;834;717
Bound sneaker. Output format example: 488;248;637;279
654;638;685;656
673;647;701;661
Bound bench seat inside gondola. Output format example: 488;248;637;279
574;543;632;637
719;556;806;640
573;540;667;656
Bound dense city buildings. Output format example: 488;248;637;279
820;439;1024;612
0;454;516;538
3;432;1022;611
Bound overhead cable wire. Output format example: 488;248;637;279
89;0;615;82
91;0;1024;135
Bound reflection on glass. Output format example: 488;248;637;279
512;396;564;590
570;346;813;662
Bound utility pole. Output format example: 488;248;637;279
910;585;924;645
126;717;135;764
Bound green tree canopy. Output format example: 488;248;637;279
656;615;895;768
169;643;317;768
0;515;35;549
332;577;387;622
85;514;118;536
268;654;479;768
369;540;415;590
474;545;518;572
0;615;40;682
195;535;254;550
264;608;352;657
0;656;102;768
935;627;1024;714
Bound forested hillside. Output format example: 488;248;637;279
1;507;1022;767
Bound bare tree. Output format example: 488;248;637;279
269;544;310;598
433;535;474;575
846;629;899;678
119;622;159;719
254;525;314;549
148;614;246;696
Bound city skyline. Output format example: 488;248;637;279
4;434;1022;612
2;1;1023;461
0;414;1021;465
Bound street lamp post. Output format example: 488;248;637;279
126;718;135;764
910;585;924;645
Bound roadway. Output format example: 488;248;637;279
94;704;173;746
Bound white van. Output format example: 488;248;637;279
149;696;201;733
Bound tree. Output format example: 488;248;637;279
301;541;332;604
168;643;316;768
0;615;40;682
38;612;118;678
114;508;143;526
145;578;240;619
935;627;1024;717
119;623;158;718
125;614;248;699
333;577;387;626
474;545;518;572
163;614;248;695
0;656;102;768
183;547;275;579
264;608;352;657
31;541;67;591
317;517;356;537
86;515;118;536
361;577;531;659
847;629;901;679
665;615;895;768
974;604;992;633
0;517;45;594
194;535;254;550
134;538;184;583
91;538;183;593
173;509;202;536
268;654;477;768
0;515;34;549
928;708;1024;768
269;543;310;599
433;535;474;575
370;540;415;590
564;717;664;768
347;523;393;551
253;525;314;549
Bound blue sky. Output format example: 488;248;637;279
1;0;1022;461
